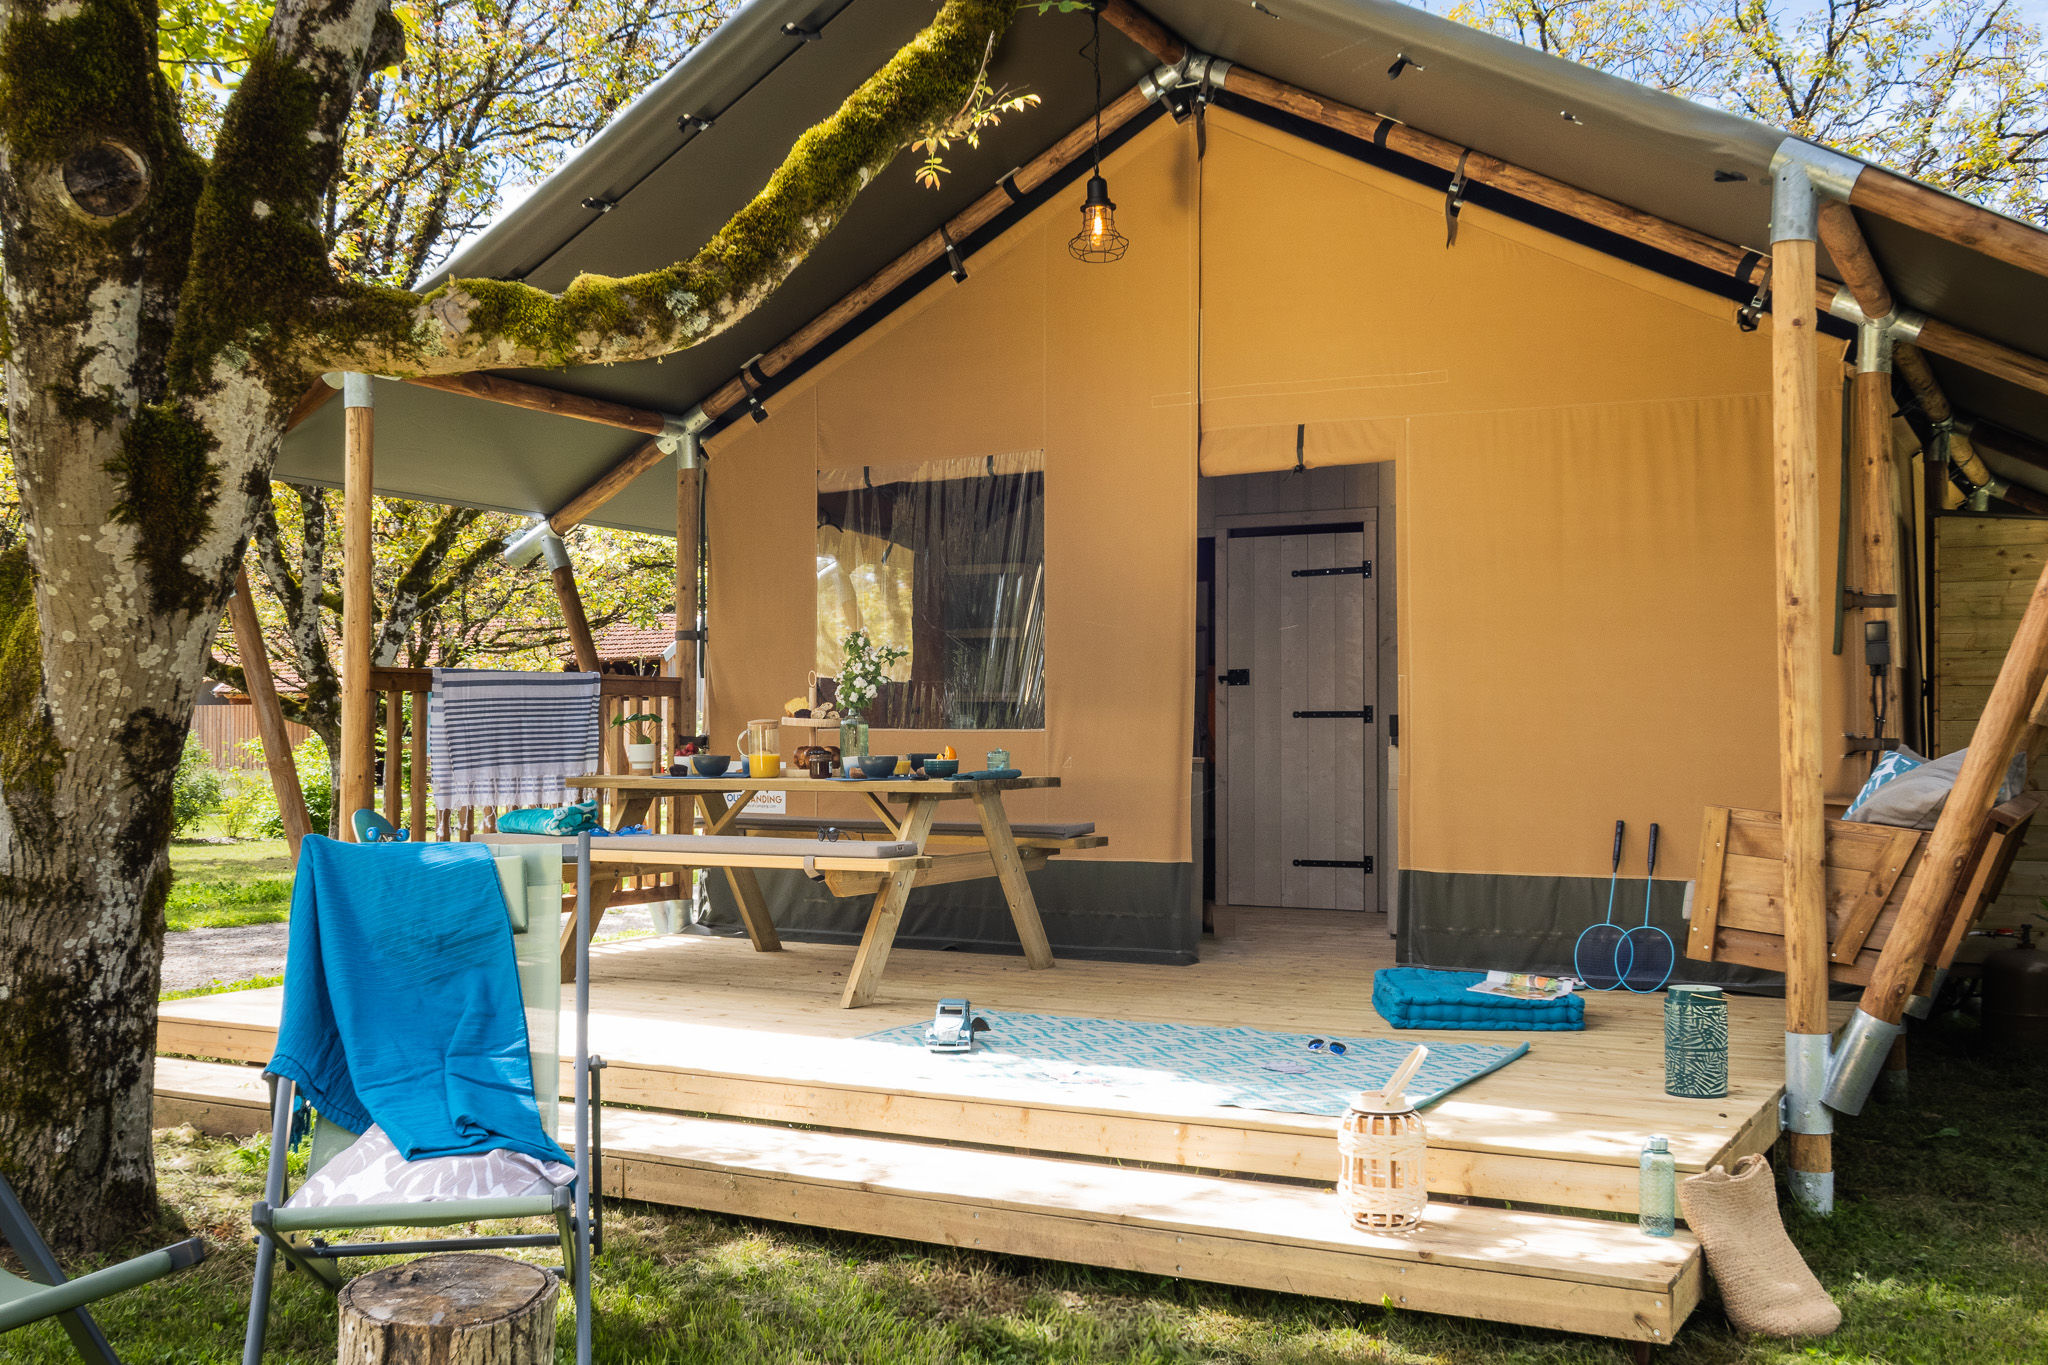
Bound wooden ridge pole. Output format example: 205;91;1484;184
1851;166;2048;287
1768;157;1832;1213
227;563;312;854
338;374;378;836
695;82;1157;425
549;437;667;535
404;373;673;436
1097;0;2048;402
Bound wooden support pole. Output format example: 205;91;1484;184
1862;572;2048;1023
227;563;312;854
338;374;378;837
383;689;403;822
552;558;601;674
408;689;428;841
674;436;703;742
1853;328;1906;746
1769;163;1832;1211
1816;200;1895;322
1773;232;1828;1039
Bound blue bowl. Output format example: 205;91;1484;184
858;755;899;779
922;759;959;778
691;754;732;777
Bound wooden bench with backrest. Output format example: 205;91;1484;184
1687;795;2041;998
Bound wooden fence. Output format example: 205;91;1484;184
190;704;312;768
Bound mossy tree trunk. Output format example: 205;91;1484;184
0;0;1015;1251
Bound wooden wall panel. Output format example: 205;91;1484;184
1932;514;2048;947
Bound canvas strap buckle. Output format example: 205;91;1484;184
940;225;967;283
1444;151;1470;247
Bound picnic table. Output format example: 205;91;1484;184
565;773;1105;1007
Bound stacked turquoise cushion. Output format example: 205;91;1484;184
1373;967;1586;1031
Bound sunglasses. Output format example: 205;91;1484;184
1306;1037;1349;1056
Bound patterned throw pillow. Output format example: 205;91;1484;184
1844;747;1924;821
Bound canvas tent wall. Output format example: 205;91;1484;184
694;106;1868;968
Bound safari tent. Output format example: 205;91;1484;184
161;0;2048;1345
276;0;2048;974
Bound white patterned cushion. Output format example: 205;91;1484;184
284;1124;572;1209
1844;747;2027;830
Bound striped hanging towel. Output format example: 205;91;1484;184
428;669;602;812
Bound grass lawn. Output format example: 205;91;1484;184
167;835;295;931
7;1015;2044;1363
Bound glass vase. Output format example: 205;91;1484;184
839;715;869;759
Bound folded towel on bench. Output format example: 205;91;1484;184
1373;967;1586;1031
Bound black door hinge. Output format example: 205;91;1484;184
1292;561;1371;579
1293;708;1372;721
1294;857;1374;871
1220;668;1250;686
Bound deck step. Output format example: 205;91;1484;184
153;1059;1698;1346
158;1001;1750;1217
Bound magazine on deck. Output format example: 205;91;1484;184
1466;971;1577;1001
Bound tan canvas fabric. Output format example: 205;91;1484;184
707;120;1196;858
1680;1155;1842;1337
706;105;1865;882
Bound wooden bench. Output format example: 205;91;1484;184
585;832;931;879
1687;796;2040;993
729;813;1108;853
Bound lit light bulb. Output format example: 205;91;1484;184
1068;173;1127;262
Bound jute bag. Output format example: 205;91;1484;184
1678;1154;1841;1337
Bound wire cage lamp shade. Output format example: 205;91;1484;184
1068;4;1127;263
1069;173;1128;262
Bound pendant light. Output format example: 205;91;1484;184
1068;4;1128;263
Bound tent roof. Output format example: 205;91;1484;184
279;0;2048;534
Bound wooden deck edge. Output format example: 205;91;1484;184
154;1018;1736;1217
149;1061;1692;1346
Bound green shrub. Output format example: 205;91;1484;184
218;763;276;840
171;734;223;834
259;734;334;838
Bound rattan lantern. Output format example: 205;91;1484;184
1336;1045;1430;1231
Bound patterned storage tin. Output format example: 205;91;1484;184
1664;985;1729;1098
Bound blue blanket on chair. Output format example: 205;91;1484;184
269;837;570;1166
1373;968;1586;1031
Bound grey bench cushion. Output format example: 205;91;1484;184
736;815;1097;839
598;833;920;860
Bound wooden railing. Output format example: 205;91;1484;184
361;667;693;905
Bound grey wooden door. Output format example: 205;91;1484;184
1222;521;1376;910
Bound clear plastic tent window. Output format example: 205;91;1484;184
817;451;1045;730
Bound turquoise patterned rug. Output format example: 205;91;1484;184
859;1012;1528;1116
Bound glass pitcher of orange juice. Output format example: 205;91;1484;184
737;719;781;777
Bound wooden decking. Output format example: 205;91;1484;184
155;909;1827;1349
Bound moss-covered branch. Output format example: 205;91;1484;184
314;0;1018;375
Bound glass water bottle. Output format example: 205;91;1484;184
1639;1135;1676;1237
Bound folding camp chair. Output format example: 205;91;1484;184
0;1170;206;1363
242;836;604;1364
